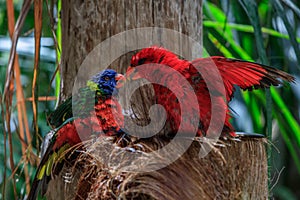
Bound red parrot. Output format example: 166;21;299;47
28;69;124;200
127;46;294;137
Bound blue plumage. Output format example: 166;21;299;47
91;69;119;95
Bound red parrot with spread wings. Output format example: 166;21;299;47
127;46;294;137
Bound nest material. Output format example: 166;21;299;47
45;137;268;200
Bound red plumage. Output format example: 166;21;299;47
52;97;124;150
129;46;294;137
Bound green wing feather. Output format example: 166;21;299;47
47;97;72;127
48;81;103;128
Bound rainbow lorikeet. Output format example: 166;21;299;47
127;46;294;137
28;69;124;200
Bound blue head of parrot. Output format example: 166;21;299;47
91;69;123;95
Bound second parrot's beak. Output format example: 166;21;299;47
115;73;125;88
115;68;142;89
115;73;124;81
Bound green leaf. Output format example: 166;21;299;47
55;0;62;102
241;91;263;133
237;0;272;192
271;87;300;147
207;33;233;57
203;21;300;42
274;112;300;175
204;2;234;39
272;0;300;69
274;186;298;200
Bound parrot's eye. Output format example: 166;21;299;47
104;76;110;81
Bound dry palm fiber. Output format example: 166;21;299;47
45;136;268;200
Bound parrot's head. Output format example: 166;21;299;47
90;69;124;95
120;46;180;85
130;46;178;67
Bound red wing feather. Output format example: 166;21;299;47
191;56;294;101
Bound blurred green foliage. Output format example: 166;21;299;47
204;0;300;199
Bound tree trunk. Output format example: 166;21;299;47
60;0;202;100
47;1;268;199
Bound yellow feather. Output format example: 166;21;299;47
38;144;71;179
57;144;69;156
46;152;57;176
37;165;46;180
86;80;98;91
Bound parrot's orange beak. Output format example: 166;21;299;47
115;73;125;89
126;66;141;80
115;67;141;89
115;73;124;81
